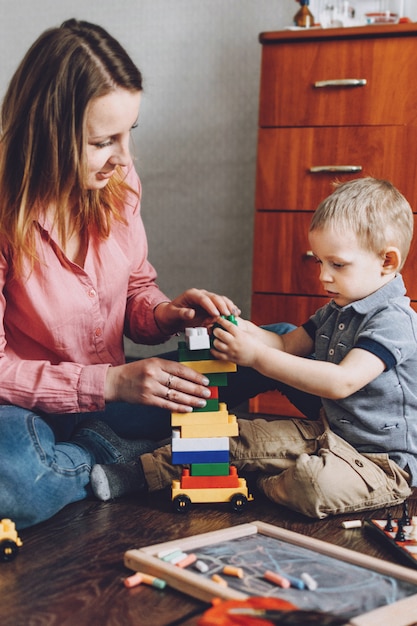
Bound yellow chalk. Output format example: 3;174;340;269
223;565;244;578
211;573;228;587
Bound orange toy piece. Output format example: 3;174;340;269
198;597;297;626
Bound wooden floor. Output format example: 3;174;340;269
2;476;417;626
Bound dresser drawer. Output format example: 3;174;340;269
259;34;417;127
252;212;417;300
251;294;328;327
252;212;321;296
256;126;417;211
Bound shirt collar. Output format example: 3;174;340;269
330;275;406;315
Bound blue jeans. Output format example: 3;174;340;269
0;323;319;528
0;402;173;529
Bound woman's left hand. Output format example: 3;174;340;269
154;288;240;335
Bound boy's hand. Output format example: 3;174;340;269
211;316;260;368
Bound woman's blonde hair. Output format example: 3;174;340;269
0;19;143;271
310;178;414;270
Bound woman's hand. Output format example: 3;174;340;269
105;357;213;412
154;288;240;336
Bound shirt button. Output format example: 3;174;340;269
95;328;102;337
329;348;334;356
88;289;96;298
338;323;345;330
355;459;364;467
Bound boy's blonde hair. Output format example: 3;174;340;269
310;178;413;270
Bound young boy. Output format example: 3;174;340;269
92;178;417;518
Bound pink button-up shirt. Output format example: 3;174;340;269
0;166;170;414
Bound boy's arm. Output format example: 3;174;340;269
212;318;385;400
229;318;313;355
252;347;385;399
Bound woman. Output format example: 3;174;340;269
0;19;239;528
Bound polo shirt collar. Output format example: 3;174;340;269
330;274;406;315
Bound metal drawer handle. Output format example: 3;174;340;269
314;79;367;88
310;165;363;173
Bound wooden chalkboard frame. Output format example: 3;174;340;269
124;520;417;626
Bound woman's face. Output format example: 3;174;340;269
85;88;141;190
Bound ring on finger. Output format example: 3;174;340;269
167;374;174;388
165;388;172;400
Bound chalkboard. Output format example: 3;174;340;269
124;521;417;626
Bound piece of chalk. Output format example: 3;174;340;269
194;560;209;573
157;546;182;559
223;565;244;578
160;549;185;562
342;520;362;529
139;572;167;589
285;574;305;590
125;571;166;589
176;553;197;569
212;574;228;587
301;572;318;590
166;551;189;565
263;570;291;589
124;572;144;588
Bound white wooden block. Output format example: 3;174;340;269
185;327;211;350
172;436;230;452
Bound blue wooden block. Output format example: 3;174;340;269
172;450;230;465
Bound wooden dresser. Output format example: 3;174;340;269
250;23;417;416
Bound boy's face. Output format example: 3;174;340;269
308;226;392;307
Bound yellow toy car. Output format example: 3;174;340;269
0;518;23;562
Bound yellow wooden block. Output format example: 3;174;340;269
180;414;239;438
181;359;237;373
171;404;229;426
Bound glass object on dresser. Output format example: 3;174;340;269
318;0;404;26
319;1;357;27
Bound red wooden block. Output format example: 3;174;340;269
179;466;240;489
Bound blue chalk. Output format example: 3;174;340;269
286;574;306;590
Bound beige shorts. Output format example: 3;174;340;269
141;413;411;519
233;414;411;518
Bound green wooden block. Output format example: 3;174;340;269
211;314;238;341
178;342;212;362
206;372;228;386
192;398;220;413
190;462;230;476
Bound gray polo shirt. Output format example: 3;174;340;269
303;275;417;486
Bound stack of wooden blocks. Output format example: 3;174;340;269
171;319;253;512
